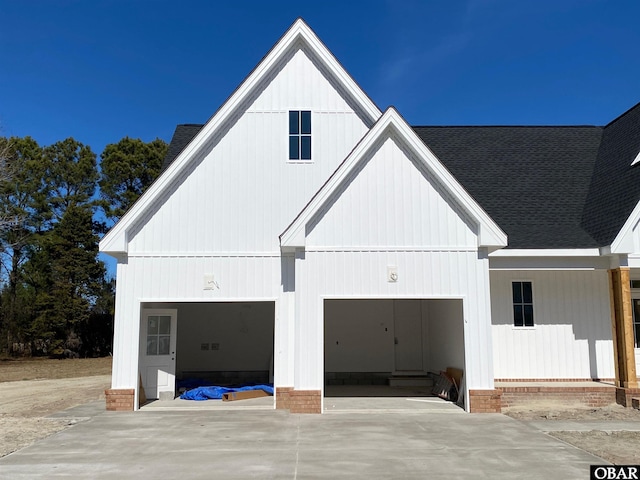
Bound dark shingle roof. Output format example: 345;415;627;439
161;124;203;171
161;104;640;250
581;103;640;246
413;126;603;249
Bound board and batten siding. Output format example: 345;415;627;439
306;136;478;249
127;47;369;255
490;270;614;380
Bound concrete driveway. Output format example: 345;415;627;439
0;401;604;479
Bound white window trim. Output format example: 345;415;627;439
631;151;640;167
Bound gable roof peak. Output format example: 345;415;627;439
100;19;382;255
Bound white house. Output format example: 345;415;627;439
100;19;640;413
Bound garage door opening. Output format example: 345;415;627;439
324;299;464;402
140;301;274;402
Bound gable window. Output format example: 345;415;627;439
512;281;534;327
289;110;311;160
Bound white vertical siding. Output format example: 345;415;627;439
491;270;614;379
306;137;477;248
276;254;296;387
247;48;356;113
110;258;137;390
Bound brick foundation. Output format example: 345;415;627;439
288;390;321;413
616;387;640;407
500;385;616;409
275;387;293;410
105;389;135;411
468;389;502;413
495;378;615;383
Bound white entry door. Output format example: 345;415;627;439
393;300;423;372
140;309;177;400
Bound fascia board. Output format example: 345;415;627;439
98;230;127;256
100;19;381;255
611;199;640;254
281;108;508;248
489;255;610;271
490;248;602;257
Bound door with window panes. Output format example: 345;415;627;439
139;309;177;400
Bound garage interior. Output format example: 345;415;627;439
324;299;464;400
143;301;275;390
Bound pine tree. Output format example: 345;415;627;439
99;137;167;223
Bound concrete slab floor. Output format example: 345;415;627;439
0;402;607;479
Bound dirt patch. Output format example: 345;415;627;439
550;431;640;465
0;356;112;382
503;403;640;421
0;417;71;458
0;357;111;458
504;403;640;464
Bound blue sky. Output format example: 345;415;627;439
1;0;639;161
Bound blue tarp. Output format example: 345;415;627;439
180;384;274;401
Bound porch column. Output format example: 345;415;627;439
609;267;638;388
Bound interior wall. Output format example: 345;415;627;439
426;299;465;372
324;299;395;372
173;302;274;376
324;298;464;374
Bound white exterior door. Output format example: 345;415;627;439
393;300;423;372
140;309;177;400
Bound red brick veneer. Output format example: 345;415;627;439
105;389;135;411
288;390;321;413
495;378;615;383
500;385;616;408
468;389;502;413
275;387;293;410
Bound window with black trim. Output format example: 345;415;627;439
289;110;311;160
512;281;534;327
